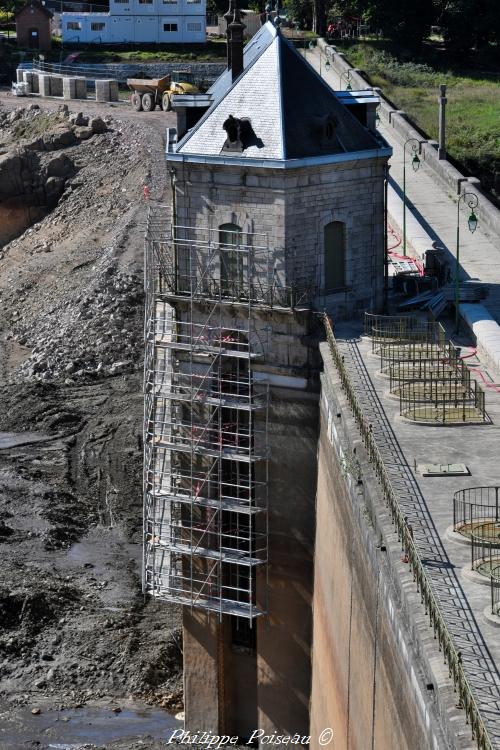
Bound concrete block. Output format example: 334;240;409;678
95;79;110;103
62;77;77;100
30;72;39;94
38;74;51;97
95;79;118;102
50;76;63;97
16;68;24;84
108;80;119;101
22;71;33;94
75;78;87;100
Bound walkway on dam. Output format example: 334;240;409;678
306;47;500;326
337;328;500;746
305;46;500;745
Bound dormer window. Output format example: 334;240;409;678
221;115;259;153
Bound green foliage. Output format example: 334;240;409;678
71;41;227;63
326;0;499;51
339;41;500;203
12;113;65;139
206;0;229;17
283;0;313;29
438;0;500;52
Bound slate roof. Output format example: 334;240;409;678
176;21;379;161
16;0;53;19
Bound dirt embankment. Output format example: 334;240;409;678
0;94;181;749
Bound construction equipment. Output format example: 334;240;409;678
127;73;200;113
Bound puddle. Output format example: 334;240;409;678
0;702;181;750
0;431;52;450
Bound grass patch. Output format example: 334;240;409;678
46;40;228;63
12;113;65;139
337;41;500;203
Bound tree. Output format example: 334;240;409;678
4;0;23;40
283;0;313;30
326;0;434;45
437;0;500;52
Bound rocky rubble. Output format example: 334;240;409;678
0;105;112;247
14;266;143;382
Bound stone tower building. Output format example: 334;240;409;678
143;16;391;739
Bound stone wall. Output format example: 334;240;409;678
310;342;472;750
171;157;387;320
25;61;226;85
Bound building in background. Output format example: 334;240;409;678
143;9;389;739
16;0;53;51
61;0;206;44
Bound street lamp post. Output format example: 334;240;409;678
320;55;331;78
402;137;421;253
455;191;479;333
339;70;352;90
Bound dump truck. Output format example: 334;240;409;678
127;73;200;112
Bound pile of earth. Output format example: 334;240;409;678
0;94;182;740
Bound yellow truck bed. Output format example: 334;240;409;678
126;76;171;94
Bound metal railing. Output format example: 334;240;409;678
25;59;221;89
399;376;488;424
491;565;500;616
454;487;500;538
389;355;460;392
323;313;493;750
471;524;500;577
365;312;446;354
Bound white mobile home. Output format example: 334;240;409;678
61;0;206;43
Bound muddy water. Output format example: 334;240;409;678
0;701;181;750
0;431;52;449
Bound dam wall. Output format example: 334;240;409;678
309;342;472;750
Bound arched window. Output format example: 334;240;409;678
324;221;346;292
219;223;243;297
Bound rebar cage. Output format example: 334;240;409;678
143;207;309;619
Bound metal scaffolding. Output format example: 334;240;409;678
143;207;308;619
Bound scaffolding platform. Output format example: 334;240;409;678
143;208;312;619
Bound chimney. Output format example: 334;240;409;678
228;5;245;82
224;0;235;70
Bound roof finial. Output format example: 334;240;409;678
228;0;246;82
224;0;235;25
224;0;235;70
274;0;282;29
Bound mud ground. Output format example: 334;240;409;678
0;90;182;750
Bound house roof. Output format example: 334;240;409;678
15;1;53;19
176;22;380;162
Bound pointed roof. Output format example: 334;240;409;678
176;22;380;162
16;0;53;18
